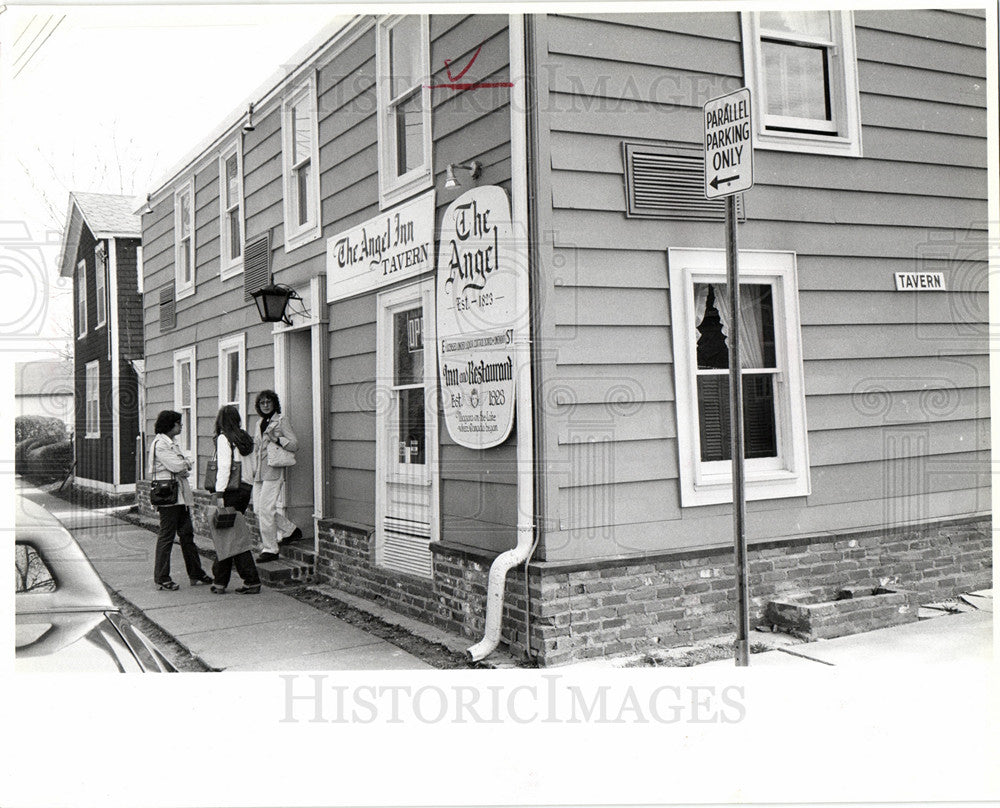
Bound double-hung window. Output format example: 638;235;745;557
85;360;100;438
173;347;197;460
742;10;861;156
94;243;106;328
217;333;246;425
174;179;195;298
219;142;243;278
281;75;320;251
376;15;432;209
668;248;810;506
76;260;87;338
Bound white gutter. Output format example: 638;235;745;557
467;13;535;662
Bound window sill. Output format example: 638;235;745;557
755;129;862;158
683;471;810;507
220;262;243;282
176;284;195;301
379;168;433;212
284;223;321;254
84;433;100;440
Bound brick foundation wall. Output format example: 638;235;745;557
315;514;991;666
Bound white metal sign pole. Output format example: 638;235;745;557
725;193;750;667
704;87;753;666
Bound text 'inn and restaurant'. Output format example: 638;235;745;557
134;11;991;665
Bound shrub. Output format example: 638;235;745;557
24;440;74;483
15;415;67;445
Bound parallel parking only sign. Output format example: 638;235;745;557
704;87;753;198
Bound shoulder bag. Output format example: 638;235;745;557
204;439;242;492
149;438;179;507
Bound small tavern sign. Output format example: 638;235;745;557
437;186;519;450
326;191;436;302
704;87;753;199
894;272;946;291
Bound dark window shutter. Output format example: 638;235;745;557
243;233;271;302
159;285;176;332
623;142;744;221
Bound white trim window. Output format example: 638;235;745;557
174;179;196;298
172;346;197;460
76;259;87;338
217;333;247;425
136;244;144;295
219;141;244;277
742;10;862;157
376;15;433;209
281;74;321;252
668;248;810;507
84;360;100;438
94;243;106;328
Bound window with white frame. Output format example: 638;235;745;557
136;244;144;295
217;333;246;425
281;75;321;251
173;346;197;459
94;242;106;328
219;142;244;277
174;179;195;298
376;15;433;209
667;248;810;507
76;259;87;338
85;360;100;438
742;10;861;157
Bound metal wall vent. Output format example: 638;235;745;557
159;285;176;332
243;233;271;302
623;142;745;222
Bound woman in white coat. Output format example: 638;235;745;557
252;390;301;563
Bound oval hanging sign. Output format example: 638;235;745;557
437;186;518;450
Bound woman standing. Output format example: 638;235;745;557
148;410;213;590
252;390;301;563
209;405;261;594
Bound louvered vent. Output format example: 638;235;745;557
381;516;432;578
243;233;271;302
624;142;744;221
159;285;176;332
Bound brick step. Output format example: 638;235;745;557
256;557;313;586
278;540;315;566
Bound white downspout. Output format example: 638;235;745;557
467;13;535;662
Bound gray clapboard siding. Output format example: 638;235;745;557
570;12;741;41
554;324;672;365
548;14;743;76
806;388;989;432
540;362;675;405
861;126;986;169
798;257;988;294
799;291;989;325
804;355;989;396
549;92;703;142
854;27;986;79
859;61;986;107
332;440;376;472
329;322;377;359
801;323;987;361
809;420;989;467
560;438;680;486
441;478;516;525
556;400;677;443
553;247;668;290
854;9;987;47
552;286;669;325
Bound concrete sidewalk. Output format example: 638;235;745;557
17;482;433;671
698;601;992;668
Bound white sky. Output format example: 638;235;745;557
0;3;347;360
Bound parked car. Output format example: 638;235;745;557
15;494;176;672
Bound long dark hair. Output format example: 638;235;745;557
254;389;281;417
214;405;254;456
154;410;182;435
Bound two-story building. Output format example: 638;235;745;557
59;192;144;496
138;11;991;665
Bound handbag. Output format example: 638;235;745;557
266;440;296;468
149;439;179;507
211;506;238;530
204;440;242;492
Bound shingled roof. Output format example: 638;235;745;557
58;191;142;277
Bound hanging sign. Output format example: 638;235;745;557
326;191;436;302
437;186;518;449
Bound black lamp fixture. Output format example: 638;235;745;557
142;194;154;215
444;160;481;189
250;283;305;325
243;102;256;133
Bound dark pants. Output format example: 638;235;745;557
154;505;208;584
212;551;261;588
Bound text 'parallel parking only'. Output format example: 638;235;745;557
704;87;753;198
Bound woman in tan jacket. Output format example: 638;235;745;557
252;390;301;562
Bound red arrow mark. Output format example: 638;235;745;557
445;45;482;82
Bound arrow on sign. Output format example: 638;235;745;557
709;174;740;190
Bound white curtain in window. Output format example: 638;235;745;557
695;284;766;369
